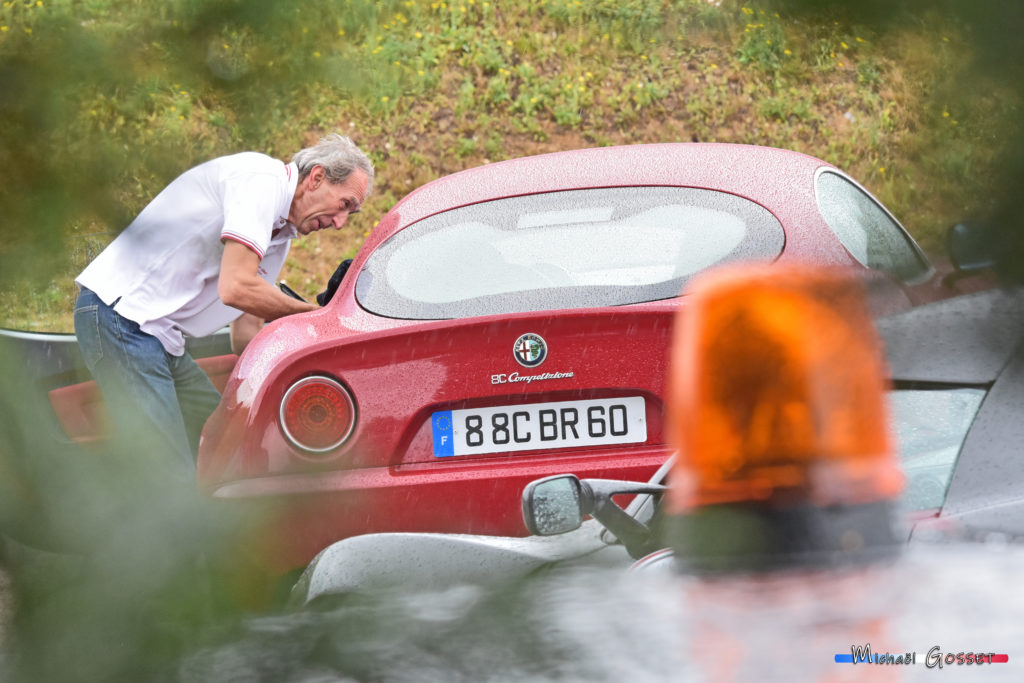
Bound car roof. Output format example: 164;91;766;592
362;143;836;253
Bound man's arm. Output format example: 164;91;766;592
229;313;264;354
219;240;318;320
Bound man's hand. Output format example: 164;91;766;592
219;240;318;320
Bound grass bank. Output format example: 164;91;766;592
0;0;1016;331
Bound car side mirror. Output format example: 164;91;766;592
521;474;585;536
945;222;998;285
522;474;669;558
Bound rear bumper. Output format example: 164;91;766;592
207;448;670;573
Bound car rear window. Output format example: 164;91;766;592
356;187;785;319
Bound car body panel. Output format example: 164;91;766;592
877;288;1024;384
200;305;675;482
210;452;662;575
937;340;1024;519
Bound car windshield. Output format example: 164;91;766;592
356;187;785;319
890;387;986;511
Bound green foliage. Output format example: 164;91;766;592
0;0;1021;330
857;56;882;87
736;7;788;72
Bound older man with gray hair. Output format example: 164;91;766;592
74;133;374;473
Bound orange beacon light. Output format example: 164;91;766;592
664;264;905;572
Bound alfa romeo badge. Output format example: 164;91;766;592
513;333;547;368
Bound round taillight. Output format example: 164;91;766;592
280;376;356;454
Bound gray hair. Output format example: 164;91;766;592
292;133;375;195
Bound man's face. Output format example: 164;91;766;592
290;165;369;236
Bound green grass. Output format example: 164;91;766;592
0;0;1016;331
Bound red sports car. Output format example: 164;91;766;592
192;142;950;576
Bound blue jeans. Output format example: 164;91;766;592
73;287;222;475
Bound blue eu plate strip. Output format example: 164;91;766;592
432;411;455;457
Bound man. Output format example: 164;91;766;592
74;133;373;474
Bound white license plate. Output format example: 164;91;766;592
431;396;647;457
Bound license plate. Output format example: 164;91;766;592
431;396;647;457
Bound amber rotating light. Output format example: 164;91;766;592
664;265;904;572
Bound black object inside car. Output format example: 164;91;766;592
317;259;353;306
278;281;307;302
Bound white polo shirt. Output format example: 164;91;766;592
77;152;300;356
